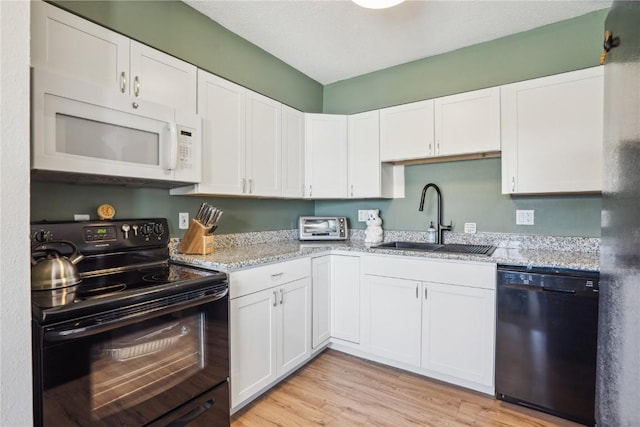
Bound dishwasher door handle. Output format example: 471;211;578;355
543;287;577;294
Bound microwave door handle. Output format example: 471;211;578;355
165;122;178;171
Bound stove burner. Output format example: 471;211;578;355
143;270;190;283
78;283;128;300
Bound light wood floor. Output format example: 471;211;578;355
231;349;583;427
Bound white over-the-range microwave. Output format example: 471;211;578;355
31;68;201;186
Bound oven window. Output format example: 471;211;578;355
39;299;228;426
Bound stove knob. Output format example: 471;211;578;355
33;230;52;243
153;223;164;236
141;224;152;236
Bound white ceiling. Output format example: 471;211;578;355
184;0;612;85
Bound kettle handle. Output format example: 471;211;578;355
31;240;84;266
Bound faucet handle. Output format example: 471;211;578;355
440;220;453;231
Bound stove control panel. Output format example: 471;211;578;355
31;218;170;255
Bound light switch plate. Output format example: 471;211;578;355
358;210;368;222
464;223;477;234
516;210;535;225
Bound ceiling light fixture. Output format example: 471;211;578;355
353;0;406;10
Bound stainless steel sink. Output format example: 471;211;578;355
372;241;444;251
372;241;496;256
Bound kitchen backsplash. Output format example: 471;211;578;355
172;229;599;253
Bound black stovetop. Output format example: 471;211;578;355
31;219;228;325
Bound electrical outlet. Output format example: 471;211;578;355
516;210;535;225
179;212;189;229
464;223;477;234
358;210;368;222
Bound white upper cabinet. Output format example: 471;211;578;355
31;1;197;114
173;70;282;197
281;105;306;198
305;114;348;198
193;70;246;195
434;87;501;157
348;111;381;198
31;0;129;92
129;41;197;114
501;66;604;194
379;99;435;161
246;91;282;197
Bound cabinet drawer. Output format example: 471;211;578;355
362;255;496;290
230;257;311;299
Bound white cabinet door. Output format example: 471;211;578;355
305;114;348;198
312;256;332;348
246;91;282;197
31;1;129;93
278;278;312;376
501;66;604;194
129;40;197;115
31;1;197;116
379;99;435;161
331;255;361;344
230;287;278;408
366;275;422;367
421;282;495;388
197;69;246;195
282;105;305;198
348;111;381;198
434;87;500;157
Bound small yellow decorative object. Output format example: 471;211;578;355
97;204;116;220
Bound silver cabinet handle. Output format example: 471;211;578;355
248;179;253;194
279;289;284;305
309;185;312;197
120;71;126;93
511;177;516;192
428;143;432;156
273;290;277;307
425;288;428;299
134;75;140;97
271;272;284;280
350;185;354;197
132;102;139;109
436;141;440;155
416;284;419;299
241;178;246;193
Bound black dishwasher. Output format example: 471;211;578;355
495;265;599;426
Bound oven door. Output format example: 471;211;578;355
32;290;229;426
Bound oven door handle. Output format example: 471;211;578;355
43;289;227;342
165;399;214;427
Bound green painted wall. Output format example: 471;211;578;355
319;10;607;237
51;0;323;112
323;10;608;113
31;182;314;236
315;159;601;237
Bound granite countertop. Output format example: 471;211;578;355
170;232;600;273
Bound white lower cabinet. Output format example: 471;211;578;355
421;281;495;388
361;255;496;394
311;256;331;348
330;255;361;344
230;259;311;409
367;275;422;366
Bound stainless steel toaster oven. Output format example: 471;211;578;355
298;216;348;241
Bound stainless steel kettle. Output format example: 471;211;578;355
31;241;84;306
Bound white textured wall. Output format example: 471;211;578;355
0;1;33;426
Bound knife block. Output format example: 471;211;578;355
178;220;215;255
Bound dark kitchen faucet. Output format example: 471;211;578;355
418;183;452;244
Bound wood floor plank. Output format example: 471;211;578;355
232;349;583;427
